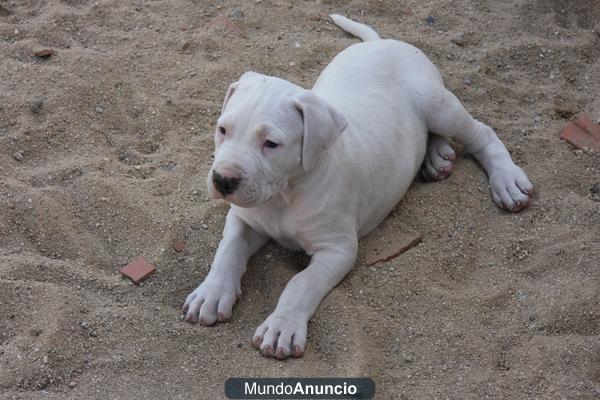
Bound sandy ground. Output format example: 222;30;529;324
1;0;599;399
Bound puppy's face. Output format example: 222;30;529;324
208;73;305;207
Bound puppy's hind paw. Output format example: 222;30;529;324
420;135;456;182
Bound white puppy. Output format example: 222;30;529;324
183;15;533;359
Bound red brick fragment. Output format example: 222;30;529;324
560;117;600;152
120;256;155;284
173;240;185;252
364;232;422;266
34;49;54;58
574;116;600;141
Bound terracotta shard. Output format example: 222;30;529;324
120;256;155;284
206;15;246;37
560;116;600;152
364;229;422;266
574;116;600;141
34;49;54;58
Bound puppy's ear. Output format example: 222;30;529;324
292;91;348;171
221;82;239;113
221;71;262;113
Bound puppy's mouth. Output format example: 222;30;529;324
217;185;281;208
207;171;286;207
222;194;263;208
207;182;257;208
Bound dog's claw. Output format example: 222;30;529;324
261;345;272;357
292;345;303;358
275;347;286;359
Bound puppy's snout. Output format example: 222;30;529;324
212;170;241;196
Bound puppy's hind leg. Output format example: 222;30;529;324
420;133;456;182
424;89;533;211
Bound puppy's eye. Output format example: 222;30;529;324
218;126;226;135
264;140;279;149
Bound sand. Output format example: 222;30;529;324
1;0;599;399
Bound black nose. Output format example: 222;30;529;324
212;171;240;196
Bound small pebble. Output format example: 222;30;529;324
80;320;88;329
591;182;600;195
95;106;104;113
463;77;472;85
30;96;44;113
174;240;185;252
129;104;144;117
229;8;243;19
89;330;97;337
13;152;24;161
237;342;243;348
425;16;435;25
67;381;77;388
451;32;466;46
42;355;49;364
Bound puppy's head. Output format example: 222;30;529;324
208;71;347;207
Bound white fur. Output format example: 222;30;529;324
183;15;533;359
329;14;380;41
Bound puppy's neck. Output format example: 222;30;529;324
281;152;336;201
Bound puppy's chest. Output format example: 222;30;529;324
243;208;313;253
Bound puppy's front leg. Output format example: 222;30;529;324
252;240;358;359
183;210;268;325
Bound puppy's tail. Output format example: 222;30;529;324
329;14;381;42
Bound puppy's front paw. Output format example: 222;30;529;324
182;280;240;326
489;165;533;212
252;312;308;359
